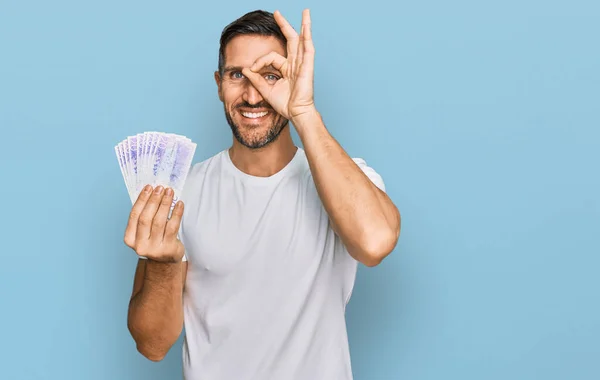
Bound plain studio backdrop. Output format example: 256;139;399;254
0;0;598;379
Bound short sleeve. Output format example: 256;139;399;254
352;158;386;192
177;220;188;262
336;158;386;306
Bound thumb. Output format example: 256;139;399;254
242;68;271;98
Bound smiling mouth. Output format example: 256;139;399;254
241;111;269;119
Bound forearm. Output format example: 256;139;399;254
128;260;184;360
294;110;401;265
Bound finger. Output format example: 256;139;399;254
274;10;299;64
250;51;288;75
296;23;305;76
136;185;165;241
302;9;313;54
124;184;153;247
241;67;273;99
164;200;184;241
149;187;175;243
299;9;315;79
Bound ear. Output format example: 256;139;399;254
214;71;223;102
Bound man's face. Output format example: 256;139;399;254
215;35;289;149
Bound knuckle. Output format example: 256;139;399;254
152;220;164;231
123;236;134;248
128;210;139;222
165;225;176;236
135;242;152;257
138;215;151;227
162;226;172;237
161;194;172;206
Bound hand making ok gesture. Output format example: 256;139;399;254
242;9;316;123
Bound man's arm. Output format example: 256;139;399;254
294;110;401;267
241;10;400;265
127;259;187;361
123;185;189;361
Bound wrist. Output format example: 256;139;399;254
147;254;184;265
291;107;322;134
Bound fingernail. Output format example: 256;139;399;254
144;185;152;193
165;188;173;196
154;186;163;194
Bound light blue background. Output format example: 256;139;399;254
1;0;598;379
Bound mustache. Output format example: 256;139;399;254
235;101;273;110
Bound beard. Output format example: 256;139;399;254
224;101;289;150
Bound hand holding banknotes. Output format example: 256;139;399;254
123;184;185;263
115;131;196;261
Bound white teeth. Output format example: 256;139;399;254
241;111;268;118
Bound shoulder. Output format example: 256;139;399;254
187;149;227;179
178;149;226;200
298;149;386;193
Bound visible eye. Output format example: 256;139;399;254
231;71;244;80
264;73;279;83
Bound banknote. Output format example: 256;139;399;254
115;132;197;208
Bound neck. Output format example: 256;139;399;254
228;128;298;177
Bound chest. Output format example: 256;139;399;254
181;174;333;276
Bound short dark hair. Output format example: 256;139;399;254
218;10;287;77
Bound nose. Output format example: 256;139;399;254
242;80;264;105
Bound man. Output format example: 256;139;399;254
124;9;401;380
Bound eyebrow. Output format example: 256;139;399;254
223;66;243;74
223;65;281;74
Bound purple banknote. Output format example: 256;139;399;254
114;132;197;208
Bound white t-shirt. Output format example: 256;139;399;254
177;147;385;380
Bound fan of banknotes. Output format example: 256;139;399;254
114;131;197;207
